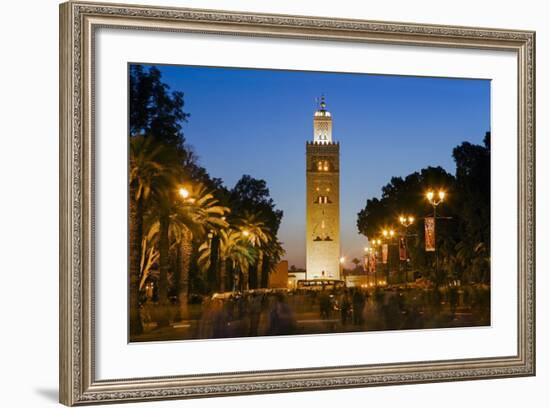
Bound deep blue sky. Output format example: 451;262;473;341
135;64;490;269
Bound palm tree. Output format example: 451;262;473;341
171;183;229;318
139;213;160;291
129;135;173;335
198;228;255;292
235;210;270;290
131;136;181;329
150;168;186;328
227;240;257;292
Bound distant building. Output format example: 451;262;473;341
268;260;289;289
287;270;307;289
306;96;341;280
344;275;370;288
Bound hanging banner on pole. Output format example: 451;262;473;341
399;237;407;260
382;244;388;264
425;217;436;252
370;252;377;273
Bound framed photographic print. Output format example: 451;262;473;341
59;1;536;405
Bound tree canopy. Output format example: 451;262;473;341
128;65;285;309
356;133;491;285
129;65;190;147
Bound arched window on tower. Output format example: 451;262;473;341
315;160;330;172
315;195;331;204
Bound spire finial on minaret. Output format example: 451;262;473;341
320;94;326;111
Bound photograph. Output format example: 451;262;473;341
55;1;537;404
128;63;491;342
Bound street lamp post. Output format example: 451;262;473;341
363;247;369;286
339;256;346;284
364;246;373;286
398;215;415;283
370;239;381;287
382;229;395;284
426;190;446;281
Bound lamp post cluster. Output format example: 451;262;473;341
368;220;411;287
363;188;447;287
366;239;382;286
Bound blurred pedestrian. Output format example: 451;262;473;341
352;289;365;325
340;292;351;326
319;289;331;319
267;293;296;335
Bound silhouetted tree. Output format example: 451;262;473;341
357;132;490;286
129;65;190;147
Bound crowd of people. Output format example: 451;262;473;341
182;284;490;340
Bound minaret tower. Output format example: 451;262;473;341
306;96;341;279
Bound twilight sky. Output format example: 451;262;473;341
136;64;490;269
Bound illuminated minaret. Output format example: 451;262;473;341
306;96;340;279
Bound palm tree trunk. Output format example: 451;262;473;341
242;266;249;292
129;183;143;337
219;259;226;292
178;228;192;320
256;251;264;289
207;235;219;292
261;257;270;288
157;210;170;327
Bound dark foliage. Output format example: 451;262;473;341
129;65;190;147
356;133;491;284
229;175;283;236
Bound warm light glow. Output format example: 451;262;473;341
426;191;434;201
318;160;330;172
389;229;395;237
178;187;190;199
399;215;415;227
339;257;345;264
364;247;369;252
242;230;250;237
439;190;446;200
382;230;388;237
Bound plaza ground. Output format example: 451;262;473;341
131;284;490;342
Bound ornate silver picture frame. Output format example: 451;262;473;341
59;1;535;405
